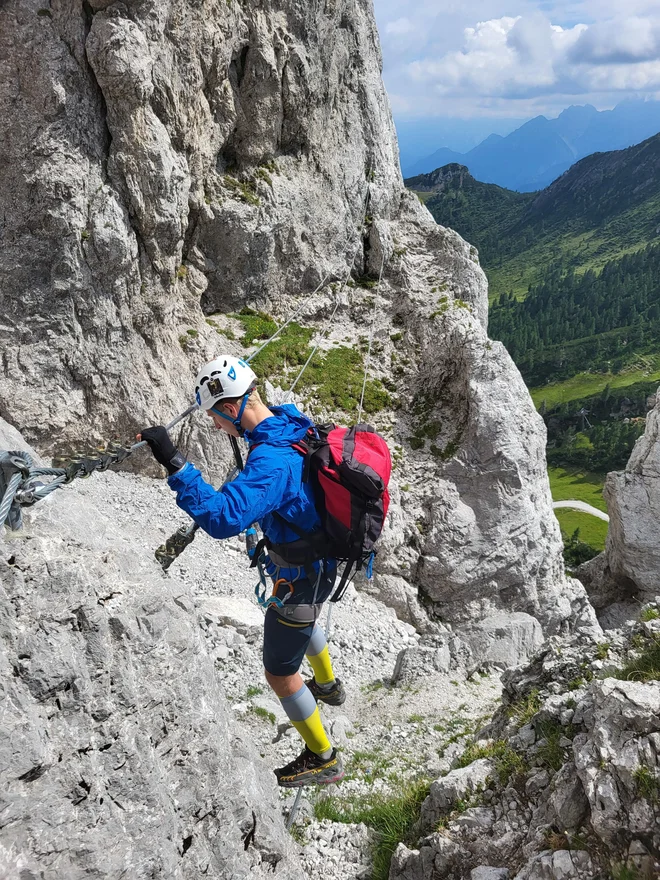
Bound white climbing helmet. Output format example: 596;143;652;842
194;356;258;410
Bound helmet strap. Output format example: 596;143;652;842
211;387;253;437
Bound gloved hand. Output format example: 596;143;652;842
139;426;187;475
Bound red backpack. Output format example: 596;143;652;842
259;423;392;602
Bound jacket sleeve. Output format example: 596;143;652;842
166;451;292;539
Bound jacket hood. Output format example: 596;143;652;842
245;404;313;447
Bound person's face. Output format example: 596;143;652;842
207;403;240;437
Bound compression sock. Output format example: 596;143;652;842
279;682;332;759
305;624;336;688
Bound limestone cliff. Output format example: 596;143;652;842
0;1;593;657
579;388;660;610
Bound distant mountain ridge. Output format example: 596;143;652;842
407;134;660;395
404;100;660;192
406;132;660;298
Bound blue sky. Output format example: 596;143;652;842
373;0;660;125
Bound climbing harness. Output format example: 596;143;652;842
0;403;199;531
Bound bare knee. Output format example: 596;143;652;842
264;669;303;699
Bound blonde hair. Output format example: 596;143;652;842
220;386;263;411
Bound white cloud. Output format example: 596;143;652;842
397;10;660;107
569;17;660;64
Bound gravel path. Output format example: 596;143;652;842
552;500;610;521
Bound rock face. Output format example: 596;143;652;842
1;3;591;644
389;623;660;880
0;0;399;448
579;389;660;608
0;420;303;879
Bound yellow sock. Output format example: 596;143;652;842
307;644;335;686
291;706;332;756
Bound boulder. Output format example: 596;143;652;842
1;0;593;644
420;759;494;830
459;613;544;670
573;679;660;845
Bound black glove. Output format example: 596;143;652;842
140;426;187;475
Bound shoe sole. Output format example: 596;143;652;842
315;693;346;707
277;769;345;789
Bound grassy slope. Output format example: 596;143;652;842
530;364;660;408
548;467;609;550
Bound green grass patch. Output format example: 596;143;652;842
548;466;608;553
231;308;278;347
507;689;541;726
556;513;608;553
615;634;660;683
633;765;660;802
247;321;314;377
411;190;433;205
548;467;607;512
250;706;276;724
530;366;660;410
246;685;263;698
313;779;430;880
230;313;392;416
297;346;392;415
455;740;527;784
536;721;575;772
640;608;659;622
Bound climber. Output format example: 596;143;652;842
138;356;345;788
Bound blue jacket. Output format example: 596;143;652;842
168;405;325;574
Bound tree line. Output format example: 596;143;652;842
489;243;660;386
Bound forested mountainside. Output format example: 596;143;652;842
407;136;660;561
406;133;660;301
490;244;660;386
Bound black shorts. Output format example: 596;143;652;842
262;568;336;676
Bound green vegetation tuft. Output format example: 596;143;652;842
536;721;575;772
615;634;660;683
232;308;278;347
246;685;263;698
176;265;188;279
640;607;660;622
223;175;260;206
455;739;527;784
632;765;659;802
313;779;430;880
610;864;642;880
595;642;611;660
507;689;542;726
250;706;276;724
297;346;392;415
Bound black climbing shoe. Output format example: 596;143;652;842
305;677;346;707
275;747;344;788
